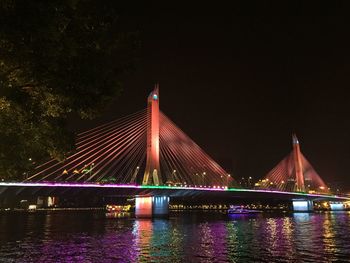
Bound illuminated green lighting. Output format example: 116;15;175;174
141;185;172;189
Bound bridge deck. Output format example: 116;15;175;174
0;182;348;202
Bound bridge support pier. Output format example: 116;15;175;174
330;202;345;211
135;196;169;218
36;196;58;208
152;196;169;217
292;200;314;212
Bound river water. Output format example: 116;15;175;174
0;210;350;262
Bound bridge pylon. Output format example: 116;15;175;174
262;134;329;194
292;134;305;192
142;84;162;186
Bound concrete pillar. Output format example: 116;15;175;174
292;200;314;212
135;196;153;218
135;196;169;218
36;196;58;208
47;196;58;207
152;196;169;217
37;196;44;208
330;202;345;211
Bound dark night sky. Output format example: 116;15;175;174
75;2;350;189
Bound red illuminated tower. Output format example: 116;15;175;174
142;85;162;185
292;134;305;192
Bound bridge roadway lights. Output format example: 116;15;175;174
330;202;345;211
292;200;314;212
135;196;169;218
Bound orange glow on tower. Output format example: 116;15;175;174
292;134;305;192
142;84;162;185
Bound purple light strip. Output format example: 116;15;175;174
229;188;349;200
0;182;348;200
0;182;140;189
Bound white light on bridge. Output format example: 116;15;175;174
292;200;313;211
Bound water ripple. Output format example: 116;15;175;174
0;211;350;262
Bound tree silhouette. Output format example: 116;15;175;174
0;0;138;179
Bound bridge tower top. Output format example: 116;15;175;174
142;84;162;185
292;134;305;192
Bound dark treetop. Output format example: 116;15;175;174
0;0;137;179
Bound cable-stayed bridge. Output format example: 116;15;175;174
258;134;329;193
25;85;230;187
0;85;348;215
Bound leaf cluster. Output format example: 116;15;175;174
0;0;138;179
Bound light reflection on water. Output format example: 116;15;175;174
0;211;350;262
